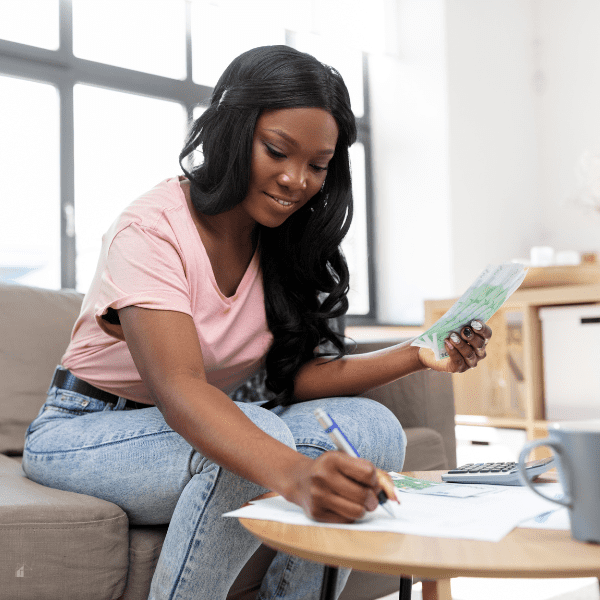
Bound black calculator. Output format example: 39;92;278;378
441;457;555;486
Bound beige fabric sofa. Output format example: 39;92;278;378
0;280;456;600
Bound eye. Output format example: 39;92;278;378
310;164;328;173
265;143;286;159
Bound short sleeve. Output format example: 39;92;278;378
94;221;193;339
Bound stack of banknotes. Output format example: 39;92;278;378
411;263;528;360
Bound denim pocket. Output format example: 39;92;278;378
43;388;98;414
25;388;102;439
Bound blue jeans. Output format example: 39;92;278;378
22;369;407;600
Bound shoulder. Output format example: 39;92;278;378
104;177;190;242
122;177;188;228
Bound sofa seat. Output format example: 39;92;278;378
0;454;128;600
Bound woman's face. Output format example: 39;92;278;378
242;107;339;228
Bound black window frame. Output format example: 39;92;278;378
0;0;376;321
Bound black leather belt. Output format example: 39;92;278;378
51;368;149;410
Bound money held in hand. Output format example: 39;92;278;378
411;263;528;360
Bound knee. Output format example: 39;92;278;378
343;398;407;473
235;403;296;451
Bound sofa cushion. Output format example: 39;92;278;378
0;281;83;455
403;427;448;471
0;454;128;600
120;525;167;600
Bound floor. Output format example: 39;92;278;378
376;425;600;600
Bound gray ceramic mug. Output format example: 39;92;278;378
518;420;600;544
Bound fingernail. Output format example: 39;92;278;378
463;327;473;339
450;333;461;344
471;320;483;330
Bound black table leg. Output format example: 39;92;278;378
399;576;412;600
320;565;338;600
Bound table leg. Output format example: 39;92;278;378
320;565;338;600
399;576;412;599
422;579;452;600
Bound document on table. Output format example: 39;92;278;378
517;483;570;531
411;263;527;360
223;474;567;542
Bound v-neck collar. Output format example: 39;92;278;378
175;176;260;305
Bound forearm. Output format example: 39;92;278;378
154;375;310;500
293;339;429;401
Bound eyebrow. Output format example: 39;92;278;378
266;128;335;156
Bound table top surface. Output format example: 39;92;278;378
238;471;600;580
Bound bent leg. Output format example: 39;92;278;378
149;402;298;600
258;397;406;600
23;391;296;600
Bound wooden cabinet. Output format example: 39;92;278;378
424;282;600;458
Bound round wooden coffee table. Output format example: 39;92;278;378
238;471;600;600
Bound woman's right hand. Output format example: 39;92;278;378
284;451;383;523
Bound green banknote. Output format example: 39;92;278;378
411;263;527;360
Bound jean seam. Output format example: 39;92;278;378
272;553;296;600
41;406;87;416
294;440;337;453
168;466;221;600
23;428;177;456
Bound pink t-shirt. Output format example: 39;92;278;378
61;176;273;404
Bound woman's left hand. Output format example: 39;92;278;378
417;320;492;374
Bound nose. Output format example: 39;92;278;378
278;163;308;191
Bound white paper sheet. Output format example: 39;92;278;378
224;478;567;542
516;483;570;530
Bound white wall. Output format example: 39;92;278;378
370;0;600;323
536;0;600;251
445;0;541;293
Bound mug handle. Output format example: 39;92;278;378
517;439;572;508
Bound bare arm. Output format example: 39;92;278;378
118;306;384;523
293;322;493;401
294;339;426;401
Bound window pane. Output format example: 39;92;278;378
73;0;186;79
294;33;364;118
0;0;59;49
342;143;370;315
0;75;60;289
191;0;286;87
74;85;187;293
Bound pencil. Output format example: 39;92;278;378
313;408;399;518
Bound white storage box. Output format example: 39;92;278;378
539;304;600;421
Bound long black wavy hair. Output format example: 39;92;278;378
179;45;357;406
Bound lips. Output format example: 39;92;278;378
264;192;299;207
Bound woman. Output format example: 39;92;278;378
23;46;491;600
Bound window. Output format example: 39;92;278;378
0;0;375;318
0;75;60;289
73;85;187;293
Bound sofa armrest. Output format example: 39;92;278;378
351;339;457;469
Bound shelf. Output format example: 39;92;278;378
345;325;424;342
455;415;528;429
